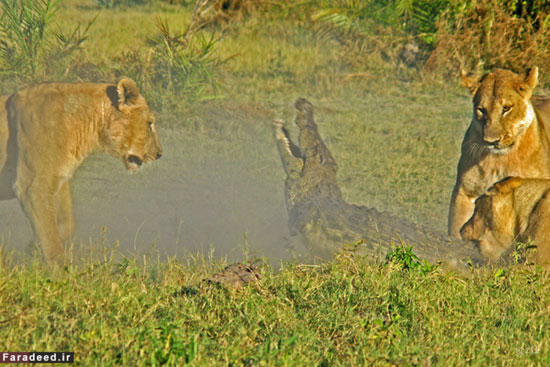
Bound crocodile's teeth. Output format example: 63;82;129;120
283;137;293;155
275;124;298;157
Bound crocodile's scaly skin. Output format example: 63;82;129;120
273;98;485;265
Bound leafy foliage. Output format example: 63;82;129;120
278;0;550;82
425;0;550;82
0;0;94;86
151;19;223;99
310;0;450;46
117;2;225;109
385;243;437;274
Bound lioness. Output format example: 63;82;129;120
0;79;163;264
449;67;550;238
460;177;550;266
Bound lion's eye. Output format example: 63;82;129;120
502;105;512;113
476;107;486;118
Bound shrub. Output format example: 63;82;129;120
385;243;437;275
270;0;451;77
291;0;550;82
148;18;223;101
425;0;550;83
116;1;225;110
0;0;94;88
309;0;449;46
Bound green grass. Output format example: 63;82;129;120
57;1;190;63
1;0;549;365
1;253;549;366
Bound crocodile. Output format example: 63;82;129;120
273;98;485;266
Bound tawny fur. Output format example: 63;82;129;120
449;66;550;238
0;79;163;264
460;177;550;266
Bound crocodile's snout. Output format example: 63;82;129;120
295;98;313;111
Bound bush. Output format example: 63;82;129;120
385;243;437;275
425;0;550;83
269;1;452;77
309;0;449;46
291;0;550;82
116;1;225;110
147;18;223;102
0;0;93;88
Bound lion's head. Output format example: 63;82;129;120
460;177;524;260
461;67;538;154
102;78;163;171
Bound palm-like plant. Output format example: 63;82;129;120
0;0;93;85
311;0;450;46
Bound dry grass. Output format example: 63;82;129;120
425;0;550;80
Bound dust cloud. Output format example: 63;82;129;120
0;111;307;264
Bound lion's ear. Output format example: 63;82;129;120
525;66;539;89
117;78;140;106
518;66;538;97
494;177;523;195
460;69;480;95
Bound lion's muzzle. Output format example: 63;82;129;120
459;221;474;240
486;141;514;154
125;154;143;171
484;134;514;153
128;154;143;166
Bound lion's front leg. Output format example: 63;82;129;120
448;185;476;239
15;174;65;264
523;192;550;267
56;181;74;244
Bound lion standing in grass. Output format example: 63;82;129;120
461;177;550;266
0;79;163;264
449;67;550;238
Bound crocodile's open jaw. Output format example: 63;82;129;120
280;126;302;158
